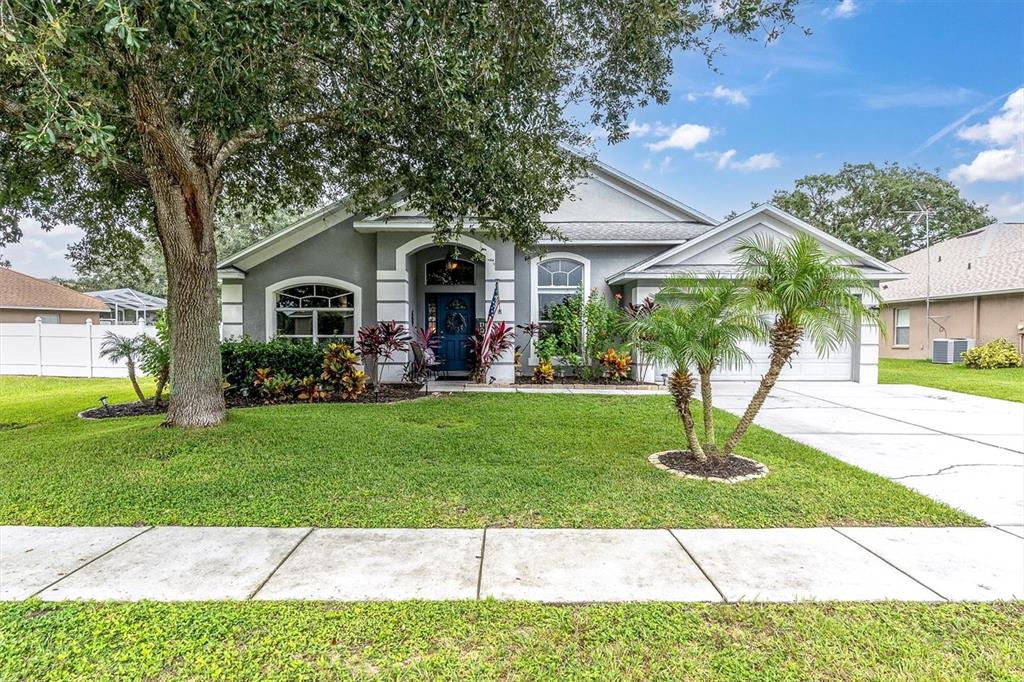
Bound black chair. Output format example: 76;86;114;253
408;343;444;391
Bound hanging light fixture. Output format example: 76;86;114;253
445;247;460;271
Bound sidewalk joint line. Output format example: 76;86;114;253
668;529;727;604
781;386;1024;455
29;525;153;599
248;527;315;600
991;525;1024;539
830;527;949;602
475;527;488;600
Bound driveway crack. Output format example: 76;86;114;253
894;463;1024;480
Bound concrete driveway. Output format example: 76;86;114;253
716;382;1024;527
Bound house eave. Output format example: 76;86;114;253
0;304;109;313
608;269;908;286
880;287;1024;304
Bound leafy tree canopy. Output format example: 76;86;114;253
1;0;799;255
765;163;994;261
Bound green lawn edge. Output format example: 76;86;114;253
880;358;1024;403
2;600;1022;681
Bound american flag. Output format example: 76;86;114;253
480;281;501;351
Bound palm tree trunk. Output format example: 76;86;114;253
126;360;147;404
698;365;715;453
722;322;801;456
669;368;706;462
153;369;168;404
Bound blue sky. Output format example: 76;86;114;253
7;0;1023;278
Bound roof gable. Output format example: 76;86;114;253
611;204;904;283
219;154;718;270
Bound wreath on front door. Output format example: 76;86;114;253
444;311;467;334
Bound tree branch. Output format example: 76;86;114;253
1;96;149;188
214;111;331;173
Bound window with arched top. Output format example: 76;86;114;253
426;257;475;286
275;283;355;343
536;258;584;324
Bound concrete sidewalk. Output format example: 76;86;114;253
3;525;1021;603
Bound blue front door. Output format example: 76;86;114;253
433;293;475;373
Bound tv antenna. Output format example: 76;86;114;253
901;201;944;348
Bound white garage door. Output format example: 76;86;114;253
711;338;853;381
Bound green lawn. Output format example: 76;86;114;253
880;358;1024;403
0;375;975;528
2;601;1021;680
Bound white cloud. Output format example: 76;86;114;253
686;86;750;107
697;149;780;173
822;0;858;20
646;124;712;152
658;156;673;173
958;88;1024;145
710;85;749;107
949;88;1024;184
949;148;1023;183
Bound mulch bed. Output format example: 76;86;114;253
652;450;768;482
78;383;427;420
514;376;652;386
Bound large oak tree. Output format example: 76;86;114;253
767;163;994;261
1;0;798;426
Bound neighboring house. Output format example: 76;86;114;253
0;267;109;323
86;288;167;325
880;222;1024;359
218;158;903;383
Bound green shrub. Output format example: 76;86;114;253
961;338;1023;369
221;337;325;394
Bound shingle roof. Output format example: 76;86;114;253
0;268;109;311
539;221;714;242
880;223;1024;301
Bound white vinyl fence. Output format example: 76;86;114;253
0;319;157;378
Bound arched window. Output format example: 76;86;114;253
274;283;355;343
536;257;584;327
426;257;475;286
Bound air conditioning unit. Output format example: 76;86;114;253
932;338;975;364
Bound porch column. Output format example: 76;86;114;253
219;276;245;340
631;284;661;383
856;315;880;384
376;272;411;382
485;268;517;384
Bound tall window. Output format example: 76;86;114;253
536;257;584;339
894;307;910;346
275;283;355;344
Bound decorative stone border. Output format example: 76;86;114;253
648;451;769;484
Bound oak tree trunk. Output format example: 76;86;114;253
130;78;227;427
151;179;226;427
722;321;802;456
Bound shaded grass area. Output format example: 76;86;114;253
0;375;977;528
880;358;1024;403
1;601;1022;681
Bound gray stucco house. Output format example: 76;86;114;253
217;157;902;383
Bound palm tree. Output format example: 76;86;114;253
657;275;764;456
99;332;147;404
721;233;880;456
629;303;707;462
